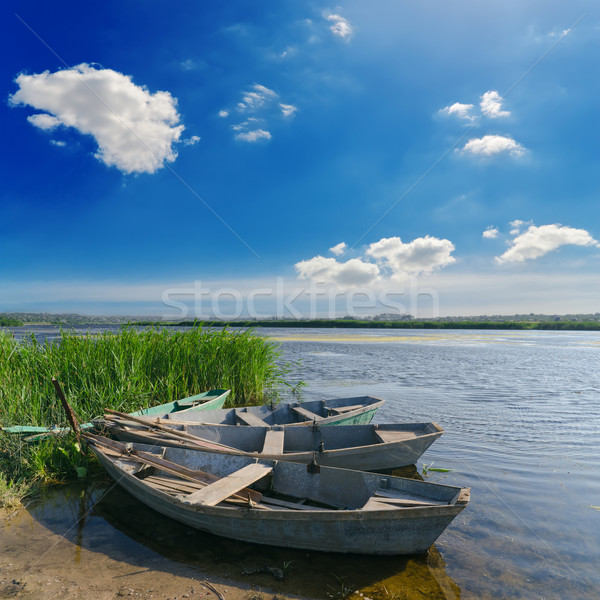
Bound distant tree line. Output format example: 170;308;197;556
160;319;600;331
0;316;22;326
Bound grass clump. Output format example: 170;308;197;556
0;325;297;493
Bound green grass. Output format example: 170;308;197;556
0;325;298;494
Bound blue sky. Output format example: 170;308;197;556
1;0;599;318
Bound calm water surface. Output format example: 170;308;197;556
7;326;600;599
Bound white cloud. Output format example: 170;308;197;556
297;235;456;287
509;219;527;235
459;135;525;158
237;84;277;112
280;103;297;117
480;91;510;118
27;113;61;130
330;242;347;256
182;135;201;146
496;224;600;264
295;256;379;287
10;64;184;174
50;140;66;147
227;84;296;141
366;236;456;279
483;227;499;239
440;102;476;123
325;13;353;40
234;129;271;142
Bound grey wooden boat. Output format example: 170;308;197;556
86;433;469;555
152;395;385;427
104;419;444;471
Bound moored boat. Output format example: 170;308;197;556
1;388;231;439
104;418;443;471
149;395;385;427
86;433;469;555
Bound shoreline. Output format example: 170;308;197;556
1;504;318;600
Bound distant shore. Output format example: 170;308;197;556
3;313;600;331
133;318;600;331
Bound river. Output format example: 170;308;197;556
3;326;600;599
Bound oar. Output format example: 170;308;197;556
83;432;262;503
103;409;243;453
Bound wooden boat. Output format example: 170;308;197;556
104;416;444;471
1;389;230;439
130;388;230;418
86;433;470;555
147;395;385;428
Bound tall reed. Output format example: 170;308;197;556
0;326;297;486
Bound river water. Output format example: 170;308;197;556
4;326;600;599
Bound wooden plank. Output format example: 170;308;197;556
374;489;447;505
374;429;416;444
291;406;324;422
261;429;285;454
327;404;364;415
369;497;444;508
105;410;240;452
235;409;270;427
260;496;327;511
84;433;262;503
182;463;273;507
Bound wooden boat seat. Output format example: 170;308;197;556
375;429;417;444
182;463;273;506
260;496;326;511
291;406;324;422
261;429;285;454
235;409;270;427
175;399;200;408
371;488;447;506
327;404;364;415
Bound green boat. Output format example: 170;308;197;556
1;388;231;439
148;395;385;428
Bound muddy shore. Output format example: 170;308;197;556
1;505;317;600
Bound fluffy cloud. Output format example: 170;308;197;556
459;135;525;158
229;84;296;142
325;13;353;39
182;135;201;146
440;102;476;123
27;113;61;130
237;84;278;112
10;64;184;174
496;224;599;264
483;227;499;239
509;219;526;235
329;242;347;256
234;129;271;142
280;103;297;117
440;89;510;123
366;236;456;279
480;91;510;118
297;235;456;286
295;256;379;287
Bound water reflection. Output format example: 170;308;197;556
28;478;463;599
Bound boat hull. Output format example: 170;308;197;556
165;395;385;427
91;442;468;556
111;422;443;471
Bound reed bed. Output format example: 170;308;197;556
0;326;297;488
